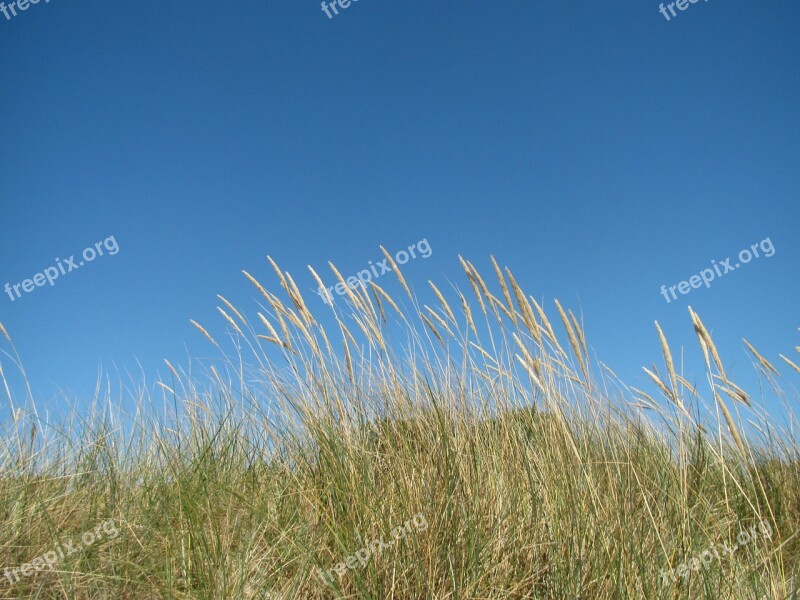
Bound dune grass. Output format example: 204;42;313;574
1;255;799;599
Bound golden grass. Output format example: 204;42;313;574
0;255;798;599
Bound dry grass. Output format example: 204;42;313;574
0;255;799;599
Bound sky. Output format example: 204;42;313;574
0;0;798;422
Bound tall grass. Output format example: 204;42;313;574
1;256;798;599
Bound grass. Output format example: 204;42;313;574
1;254;799;599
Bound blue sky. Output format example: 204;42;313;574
0;0;798;420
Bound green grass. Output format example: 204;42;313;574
1;256;799;599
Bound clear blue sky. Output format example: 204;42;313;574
1;0;798;419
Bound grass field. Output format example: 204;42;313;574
1;254;799;599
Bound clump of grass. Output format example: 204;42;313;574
1;256;799;599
